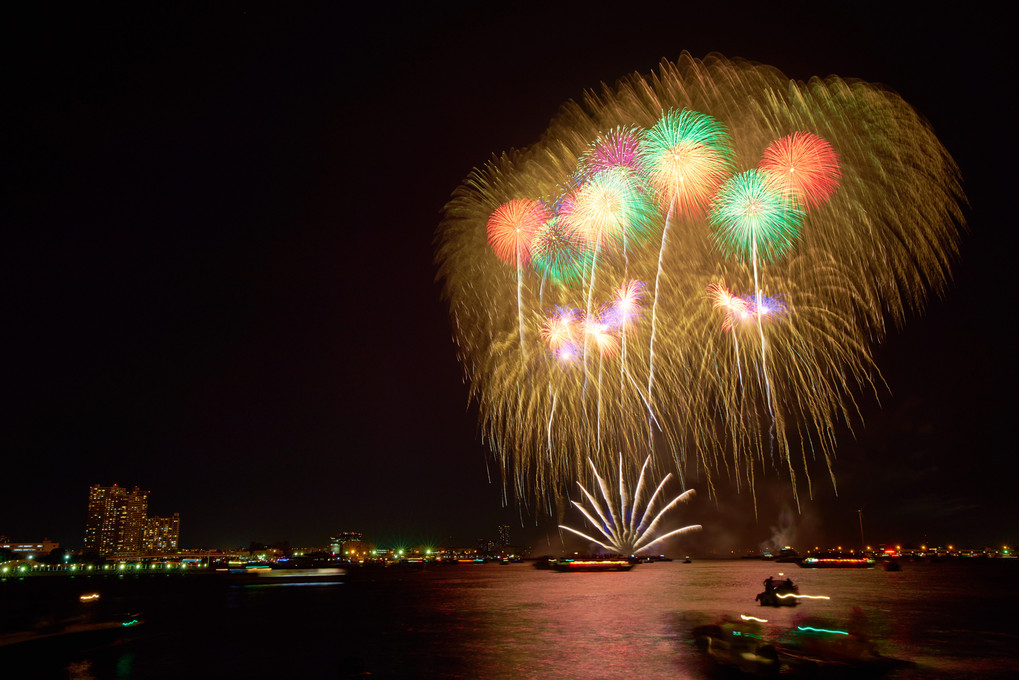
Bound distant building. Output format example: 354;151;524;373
436;546;479;560
84;484;179;556
121;489;149;551
497;525;510;550
84;485;149;555
142;514;180;552
1;538;59;557
329;531;365;556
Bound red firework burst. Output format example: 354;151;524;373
486;199;549;267
759;132;841;209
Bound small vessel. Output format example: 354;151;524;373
692;615;912;677
218;563;346;585
798;555;875;569
776;547;801;563
774;619;913;677
693;618;784;676
756;577;800;607
551;558;635;572
0;613;144;651
250;567;346;584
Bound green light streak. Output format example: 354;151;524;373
797;625;849;636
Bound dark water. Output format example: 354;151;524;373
4;560;1017;678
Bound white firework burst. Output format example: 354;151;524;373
559;456;701;555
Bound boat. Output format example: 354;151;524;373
0;613;144;651
551;558;635;572
249;567;345;584
773;619;914;677
692;615;912;677
776;547;801;563
755;577;800;607
693;619;780;675
798;556;875;569
218;564;346;585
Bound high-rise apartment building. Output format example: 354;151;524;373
142;513;180;552
83;484;150;555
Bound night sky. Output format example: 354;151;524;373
3;5;1014;554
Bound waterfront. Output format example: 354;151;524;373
3;559;1017;678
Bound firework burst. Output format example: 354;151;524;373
580;125;648;180
583;315;620;358
604;279;648;329
709;170;804;263
641;109;735;215
759;131;841;209
435;53;965;508
541;306;582;352
708;282;752;332
530;215;589;286
486;198;548;267
559;167;657;252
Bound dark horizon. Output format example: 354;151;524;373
3;6;1014;554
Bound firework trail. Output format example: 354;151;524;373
435;53;965;508
707;282;751;388
486;199;549;362
709;168;805;420
641;110;735;428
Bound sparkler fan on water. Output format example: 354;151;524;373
560;456;701;556
435;52;965;511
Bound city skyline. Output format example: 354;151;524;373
3;6;1014;552
3;478;1010;556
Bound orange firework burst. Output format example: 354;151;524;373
759;131;841;209
584;316;620;357
486;199;549;267
707;282;752;331
541;307;582;351
606;279;647;328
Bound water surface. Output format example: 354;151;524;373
6;559;1017;678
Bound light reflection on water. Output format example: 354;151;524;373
17;560;1019;678
409;560;1019;679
